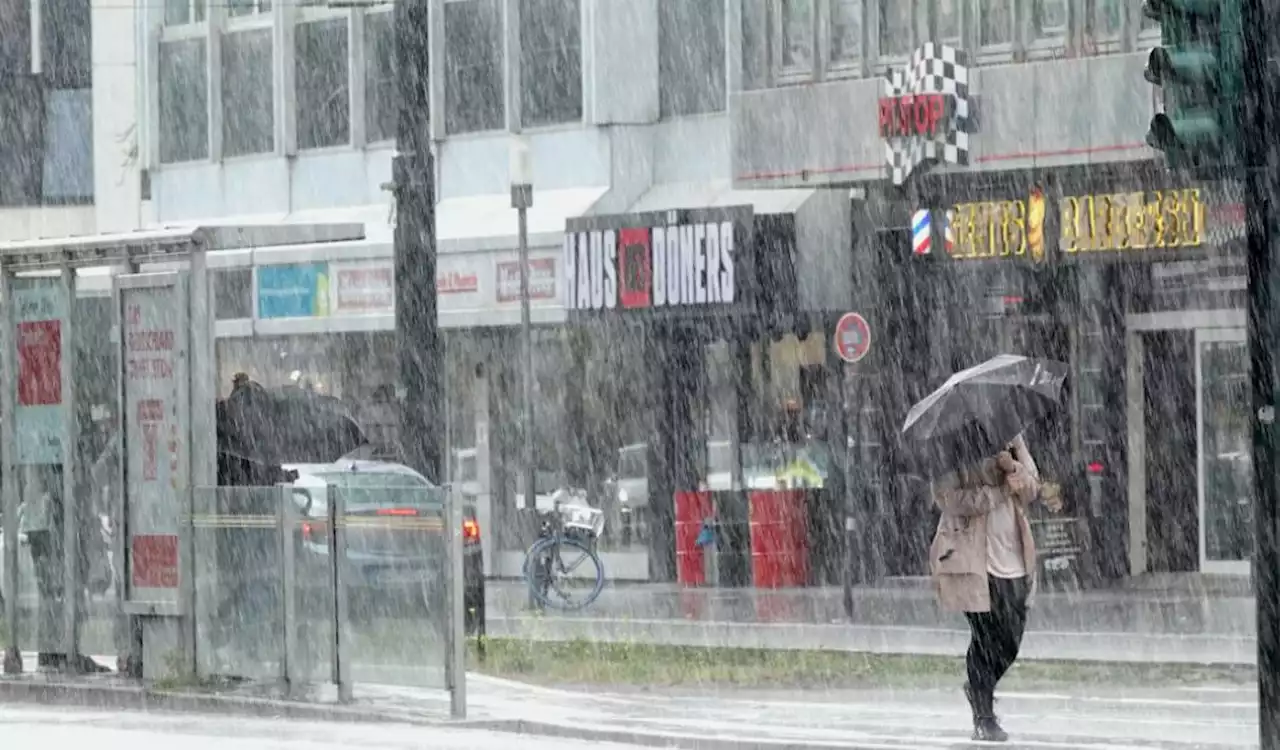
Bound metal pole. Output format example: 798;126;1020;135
512;184;535;524
1;262;19;675
1244;0;1279;744
329;483;352;703
840;362;854;620
446;484;466;719
277;484;297;696
61;261;80;670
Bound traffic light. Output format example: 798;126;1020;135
1142;0;1243;169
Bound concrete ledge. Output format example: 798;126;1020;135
464;718;881;750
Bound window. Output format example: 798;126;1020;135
878;0;911;57
213;268;253;319
1093;0;1124;38
221;29;273;157
0;0;30;74
42;0;91;89
979;0;1014;47
296;19;350;150
443;0;504;134
42;88;92;202
158;39;208;163
780;0;813;70
829;0;862;66
519;0;582;127
1032;0;1068;41
0;76;43;205
227;0;269;18
164;0;205;26
364;11;396;142
658;0;725;117
937;0;962;47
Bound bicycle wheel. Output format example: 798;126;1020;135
525;535;605;611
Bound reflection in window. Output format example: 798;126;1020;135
295;19;351;150
443;0;504;134
364;12;397;142
780;0;813;69
221;29;274;156
1033;0;1068;39
878;0;911;57
158;39;208;163
979;0;1013;46
830;0;862;64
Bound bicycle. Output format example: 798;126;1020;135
523;500;606;610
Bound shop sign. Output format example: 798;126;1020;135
563;206;753;316
939;187;1206;262
333;263;394;314
437;270;480;295
257;263;330;319
496;258;556;303
12;277;67;465
880;43;971;186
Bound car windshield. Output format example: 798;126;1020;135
313;471;443;510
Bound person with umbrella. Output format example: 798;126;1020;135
902;355;1067;743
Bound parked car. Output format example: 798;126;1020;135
283;459;485;636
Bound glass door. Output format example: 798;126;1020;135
1196;328;1252;575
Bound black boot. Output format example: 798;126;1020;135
965;682;1008;742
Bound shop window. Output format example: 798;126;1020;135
779;0;814;73
41;88;92;203
226;0;269;18
878;0;911;59
519;0;582;127
296;18;351;150
213;268;253;320
444;0;504;135
221;29;274;157
658;0;726;118
364;10;397;143
978;0;1015;51
829;0;863;71
159;39;209;163
164;0;204;25
41;0;91;90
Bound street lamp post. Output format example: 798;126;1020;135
510;138;536;535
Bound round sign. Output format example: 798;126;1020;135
834;312;871;364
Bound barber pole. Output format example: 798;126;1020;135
912;209;931;255
944;209;956;254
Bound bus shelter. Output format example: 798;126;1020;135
0;224;364;680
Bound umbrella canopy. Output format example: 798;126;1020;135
901;354;1068;475
217;383;368;465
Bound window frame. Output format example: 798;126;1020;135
772;0;818;83
293;7;354;152
874;0;915;72
516;0;584;129
1082;0;1126;56
825;0;868;80
155;35;211;164
361;5;396;145
442;0;507;136
162;0;207;28
1025;0;1070;60
657;0;728;118
972;0;1018;64
219;24;276;159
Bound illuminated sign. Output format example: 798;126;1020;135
881;43;972;185
878;94;955;139
939;188;1206;262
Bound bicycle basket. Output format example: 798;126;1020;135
559;504;605;537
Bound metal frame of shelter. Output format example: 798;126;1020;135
0;224;467;717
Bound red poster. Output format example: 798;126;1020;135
17;320;61;406
132;534;179;589
618;228;651;309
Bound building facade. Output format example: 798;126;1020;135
120;0;1247;585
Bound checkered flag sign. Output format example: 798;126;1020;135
883;44;970;186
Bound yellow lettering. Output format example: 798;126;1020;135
1061;196;1081;254
1007;200;1027;256
1163;192;1182;247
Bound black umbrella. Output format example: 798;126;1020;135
217;383;368;466
901;354;1068;475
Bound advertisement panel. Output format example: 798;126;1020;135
257;263;330;319
121;278;189;606
496;258;556;303
12;277;68;465
332;262;394;314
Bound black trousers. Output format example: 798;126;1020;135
964;575;1030;715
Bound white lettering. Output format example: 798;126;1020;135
694;222;708;305
719;221;735;303
563;235;577;309
665;228;681;305
589;231;605;309
652;227;667;307
603;229;618;309
577;234;591;310
705;225;721;303
679;225;695;306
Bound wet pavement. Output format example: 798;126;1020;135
485;579;1258;665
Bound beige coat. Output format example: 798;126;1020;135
928;437;1041;613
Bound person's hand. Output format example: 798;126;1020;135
996;451;1018;474
1041;483;1064;513
1005;470;1033;497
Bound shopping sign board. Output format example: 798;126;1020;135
12;276;68;465
563;206;756;318
118;273;190;609
881;43;971;186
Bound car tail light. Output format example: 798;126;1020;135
462;518;480;545
301;521;327;542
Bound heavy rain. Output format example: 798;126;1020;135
0;0;1275;748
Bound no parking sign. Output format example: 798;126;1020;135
834;313;871;364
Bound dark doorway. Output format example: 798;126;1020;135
1142;330;1198;573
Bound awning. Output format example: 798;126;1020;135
437;186;607;254
627;180;815;215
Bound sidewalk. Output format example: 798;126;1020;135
485;580;1259;666
0;658;1258;748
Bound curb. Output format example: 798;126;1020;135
463;718;883;750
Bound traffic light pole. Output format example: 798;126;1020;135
1243;0;1280;747
393;0;444;483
